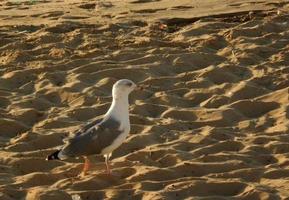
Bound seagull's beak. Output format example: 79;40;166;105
135;84;144;91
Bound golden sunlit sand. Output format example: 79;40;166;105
0;0;289;199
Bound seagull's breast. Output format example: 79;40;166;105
100;98;130;155
100;124;130;155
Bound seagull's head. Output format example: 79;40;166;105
112;79;137;99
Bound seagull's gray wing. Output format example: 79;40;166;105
60;116;122;158
73;118;103;137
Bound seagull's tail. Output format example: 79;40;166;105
46;150;61;161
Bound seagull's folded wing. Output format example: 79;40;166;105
61;117;122;157
62;118;102;143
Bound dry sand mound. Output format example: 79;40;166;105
0;0;289;199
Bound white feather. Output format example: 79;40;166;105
100;82;132;155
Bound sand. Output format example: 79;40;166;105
0;0;289;199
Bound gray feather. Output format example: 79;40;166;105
60;116;122;158
62;118;102;143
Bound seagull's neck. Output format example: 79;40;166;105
105;95;129;123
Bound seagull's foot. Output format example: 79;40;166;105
106;169;112;175
98;169;116;176
79;168;90;177
78;171;87;178
105;163;112;175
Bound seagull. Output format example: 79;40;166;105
46;79;137;175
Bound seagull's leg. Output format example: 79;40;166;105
105;153;112;174
81;156;90;176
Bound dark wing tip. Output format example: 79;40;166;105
46;150;61;161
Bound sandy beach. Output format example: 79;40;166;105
0;0;289;199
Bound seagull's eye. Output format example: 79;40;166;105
126;82;133;87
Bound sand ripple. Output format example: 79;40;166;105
0;0;289;199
